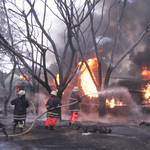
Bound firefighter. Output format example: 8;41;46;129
45;91;61;130
11;90;29;133
68;86;82;129
0;123;8;141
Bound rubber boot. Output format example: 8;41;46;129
70;122;74;129
45;126;49;129
50;125;54;130
13;125;16;134
2;127;8;141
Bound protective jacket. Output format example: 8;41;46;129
11;95;29;120
69;91;82;111
46;97;61;118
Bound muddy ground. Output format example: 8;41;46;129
1;114;150;150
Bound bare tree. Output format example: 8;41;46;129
0;0;101;99
0;0;150;117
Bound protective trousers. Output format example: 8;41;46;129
70;111;78;122
45;117;57;126
12;119;25;133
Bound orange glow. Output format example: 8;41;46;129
20;74;29;80
16;87;20;91
56;74;59;85
78;58;98;98
106;97;126;108
142;83;150;99
141;66;150;80
54;74;60;85
43;98;49;104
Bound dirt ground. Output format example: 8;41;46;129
1;114;150;150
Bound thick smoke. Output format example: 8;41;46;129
48;0;150;78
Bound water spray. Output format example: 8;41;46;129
81;91;104;97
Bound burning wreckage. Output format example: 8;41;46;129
61;59;150;118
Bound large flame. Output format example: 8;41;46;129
78;58;98;98
141;66;150;80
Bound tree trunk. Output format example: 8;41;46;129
104;65;113;89
98;60;102;91
99;93;106;116
4;97;9;116
99;65;113;116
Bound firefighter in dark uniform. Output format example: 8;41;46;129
68;86;82;129
11;90;29;133
45;91;61;130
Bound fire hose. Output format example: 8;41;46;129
0;96;86;138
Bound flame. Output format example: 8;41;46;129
142;83;150;99
141;66;150;80
106;97;126;108
78;58;98;98
53;74;60;85
56;74;59;85
141;66;150;104
20;74;29;80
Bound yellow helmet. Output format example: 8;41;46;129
73;86;79;92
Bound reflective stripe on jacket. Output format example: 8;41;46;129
46;97;61;118
11;95;29;119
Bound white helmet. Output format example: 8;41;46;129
18;90;25;97
72;86;79;92
51;91;57;96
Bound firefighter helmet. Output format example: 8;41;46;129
73;86;79;92
51;91;57;96
18;90;25;97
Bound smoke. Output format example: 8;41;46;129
128;47;150;77
93;0;150;77
121;0;150;76
47;0;150;79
